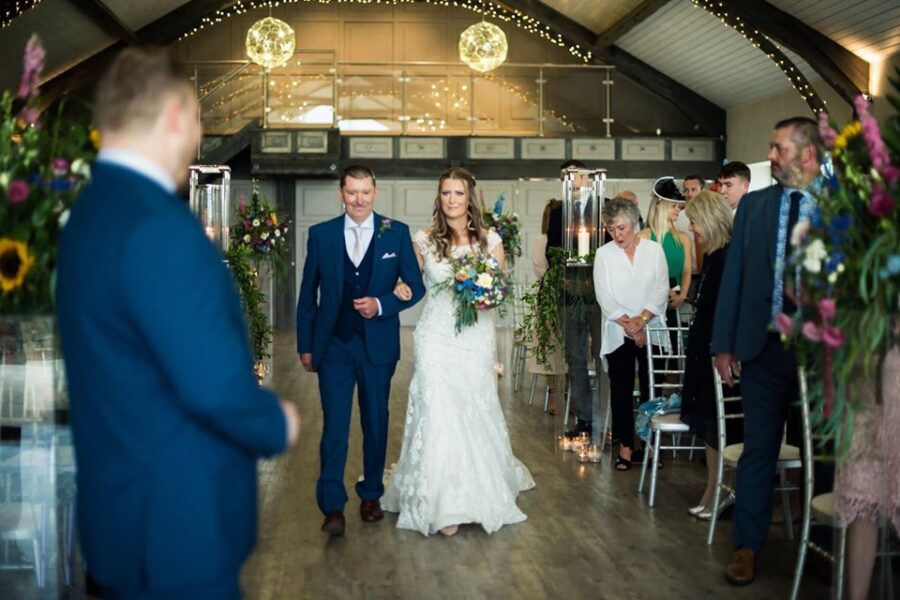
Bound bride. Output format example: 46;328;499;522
383;167;535;537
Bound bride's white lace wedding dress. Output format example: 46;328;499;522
383;229;535;536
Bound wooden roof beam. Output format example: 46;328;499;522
593;0;670;51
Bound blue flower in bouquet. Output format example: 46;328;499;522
441;251;512;333
493;194;505;216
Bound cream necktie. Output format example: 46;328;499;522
351;224;363;267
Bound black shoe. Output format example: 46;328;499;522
564;419;592;438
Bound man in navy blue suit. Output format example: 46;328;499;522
711;117;822;586
297;165;425;536
56;47;300;599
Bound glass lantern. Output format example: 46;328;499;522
188;165;232;254
561;167;607;263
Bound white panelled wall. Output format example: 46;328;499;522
289;177;657;326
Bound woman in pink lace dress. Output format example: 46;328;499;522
834;343;899;600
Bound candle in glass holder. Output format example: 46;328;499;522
577;447;591;463
577;227;590;258
586;444;602;463
558;435;573;451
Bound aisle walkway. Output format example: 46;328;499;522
241;329;826;599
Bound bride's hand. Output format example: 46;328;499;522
393;281;412;301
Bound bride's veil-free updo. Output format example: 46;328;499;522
429;167;488;260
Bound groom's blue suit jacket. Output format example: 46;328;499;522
296;214;425;367
56;162;287;593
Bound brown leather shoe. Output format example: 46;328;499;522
725;549;756;585
360;499;384;523
321;511;345;536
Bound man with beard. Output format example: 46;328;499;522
711;117;822;586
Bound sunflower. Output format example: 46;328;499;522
0;238;35;292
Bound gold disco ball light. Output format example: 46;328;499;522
245;16;295;69
459;21;508;73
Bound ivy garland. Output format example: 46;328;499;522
226;244;273;365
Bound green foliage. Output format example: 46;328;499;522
226;244;272;364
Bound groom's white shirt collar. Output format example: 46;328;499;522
98;149;176;195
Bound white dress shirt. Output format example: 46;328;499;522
97;149;176;194
593;237;670;368
344;212;382;315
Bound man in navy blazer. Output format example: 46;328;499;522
297;165;425;536
56;47;299;599
711;117;822;586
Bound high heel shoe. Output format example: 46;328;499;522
697;492;736;520
439;525;459;536
688;504;707;516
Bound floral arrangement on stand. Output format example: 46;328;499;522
778;71;899;455
0;35;96;314
227;185;292;380
435;251;512;333
482;193;522;266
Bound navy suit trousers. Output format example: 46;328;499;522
316;335;396;515
732;334;798;553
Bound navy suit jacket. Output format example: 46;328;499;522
711;184;785;362
296;214;425;367
56;162;287;592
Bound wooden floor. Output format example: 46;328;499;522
239;328;829;600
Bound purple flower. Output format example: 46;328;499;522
802;321;822;342
17;35;45;99
822;326;845;348
818;298;836;321
854;95;892;175
818;111;837;150
8;179;29;204
51;157;70;176
775;312;794;335
868;184;895;218
18;107;39;126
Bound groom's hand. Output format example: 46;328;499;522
300;353;316;372
353;297;379;319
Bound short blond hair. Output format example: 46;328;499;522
94;46;192;133
684;191;732;253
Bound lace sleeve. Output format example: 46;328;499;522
413;229;431;255
487;229;503;253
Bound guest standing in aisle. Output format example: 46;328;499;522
57;46;300;600
712;116;823;586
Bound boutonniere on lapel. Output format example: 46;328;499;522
377;217;393;238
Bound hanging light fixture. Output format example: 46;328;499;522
245;16;295;69
459;21;508;73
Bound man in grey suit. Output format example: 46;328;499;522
711;116;822;586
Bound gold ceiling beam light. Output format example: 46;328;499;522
245;16;296;69
459;21;508;73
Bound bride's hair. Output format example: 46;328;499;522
430;167;488;260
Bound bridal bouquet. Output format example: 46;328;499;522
438;251;512;333
482;194;522;266
778;74;899;453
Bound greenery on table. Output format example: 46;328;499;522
226;244;272;365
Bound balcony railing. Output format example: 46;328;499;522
189;50;616;137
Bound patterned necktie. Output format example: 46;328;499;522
772;191;805;320
351;225;363;267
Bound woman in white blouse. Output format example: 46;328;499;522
593;197;669;471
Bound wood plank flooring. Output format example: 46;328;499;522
240;328;829;599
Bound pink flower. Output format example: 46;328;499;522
883;165;900;186
822;326;845;348
51;157;70;176
802;321;822;342
17;34;45;99
854;95;892;174
817;298;836;321
818;111;837;150
775;312;794;335
7;179;29;204
868;184;895;218
18;107;39;126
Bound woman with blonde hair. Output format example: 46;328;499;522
384;167;535;537
639;177;693;311
679;191;739;518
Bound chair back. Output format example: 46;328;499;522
711;361;743;455
644;320;689;397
